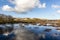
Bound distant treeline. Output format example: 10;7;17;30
0;14;60;27
0;14;14;23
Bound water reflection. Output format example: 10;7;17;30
0;24;16;40
0;24;60;40
24;24;60;40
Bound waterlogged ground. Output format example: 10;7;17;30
14;26;36;40
26;25;60;40
0;24;60;40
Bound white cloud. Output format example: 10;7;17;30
2;5;13;11
2;0;46;13
52;5;60;14
57;10;60;13
38;3;46;8
52;5;60;8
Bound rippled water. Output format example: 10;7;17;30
0;24;60;40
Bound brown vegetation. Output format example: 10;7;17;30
0;14;60;27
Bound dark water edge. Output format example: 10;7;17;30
0;24;60;40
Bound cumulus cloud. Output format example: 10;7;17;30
52;5;60;8
57;10;60;13
2;5;13;11
2;0;46;13
38;3;46;8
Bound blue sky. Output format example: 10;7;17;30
0;0;60;20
